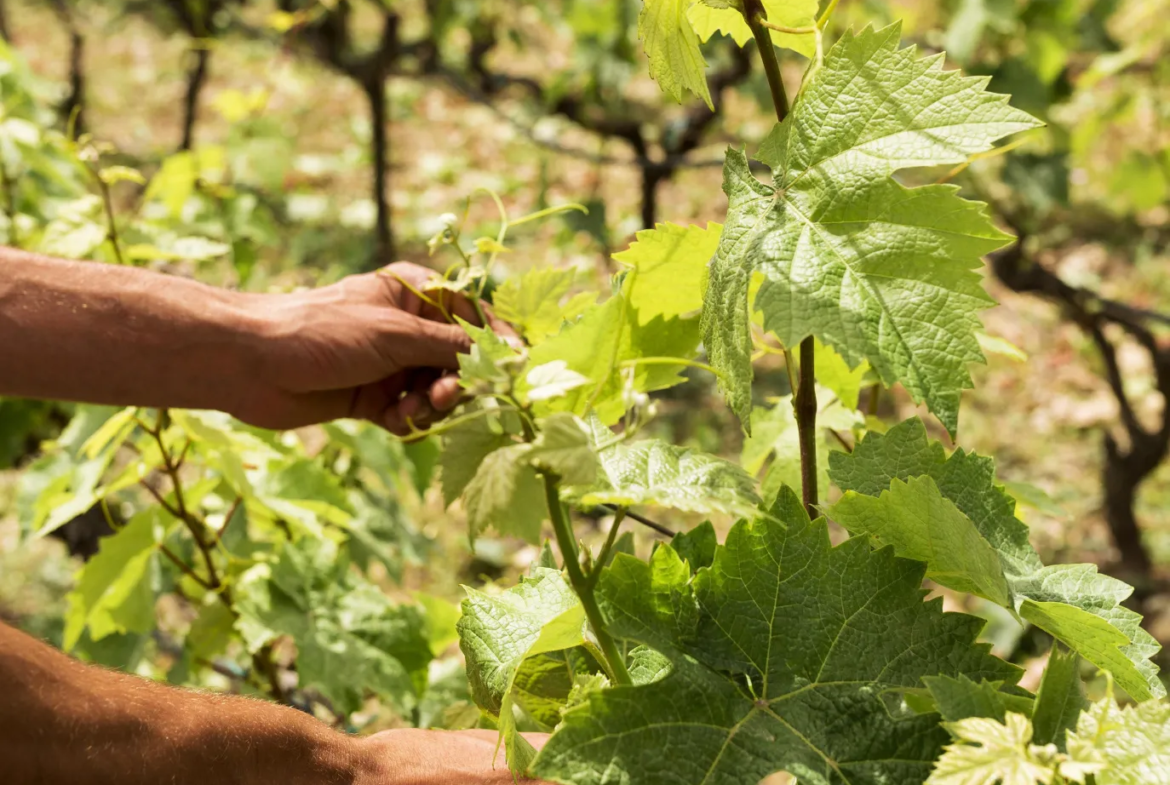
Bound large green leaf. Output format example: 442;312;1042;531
638;0;713;108
534;489;1020;785
700;24;1040;434
829;419;1164;701
458;567;587;773
831;476;1012;606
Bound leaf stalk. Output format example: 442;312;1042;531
540;472;633;686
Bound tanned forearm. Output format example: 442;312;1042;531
0;248;265;414
0;621;366;785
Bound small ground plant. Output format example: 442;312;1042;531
435;2;1169;783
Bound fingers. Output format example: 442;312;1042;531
392;317;472;371
381;370;462;436
428;373;463;412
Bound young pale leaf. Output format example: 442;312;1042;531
639;0;713;108
525;361;590;403
525;294;700;423
457;320;522;390
569;419;760;518
614;222;721;325
1064;693;1170;785
534;488;1021;785
928;713;1058;785
63;508;171;650
688;0;818;57
458;568;586;774
815;338;870;411
1030;648;1086;751
528;413;597;486
701;24;1041;434
830;476;1013;606
830;419;1164;701
462;444;546;543
492;267;577;345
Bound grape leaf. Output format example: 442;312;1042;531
614;222;721;325
700;24;1041;434
525;294;701;424
569;418;760;518
63;508;171;650
639;0;713;108
234;539;430;715
525;361;591;403
688;0;818;57
1031;648;1086;751
829;419;1164;701
528;413;598;487
492;267;578;345
815;338;869;411
670;520;717;572
923;675;1011;722
462;443;546;543
439;412;515;506
1065;693;1170;785
458;567;587;774
534;488;1021;785
928;713;1057;785
831;476;1013;606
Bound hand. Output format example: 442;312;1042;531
237;262;514;433
353;729;552;785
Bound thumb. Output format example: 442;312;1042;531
392;317;472;370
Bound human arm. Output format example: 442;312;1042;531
0;620;544;785
0;247;497;433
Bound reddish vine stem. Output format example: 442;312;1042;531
744;1;819;516
795;337;819;515
140;411;286;701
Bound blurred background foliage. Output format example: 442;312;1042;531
1;0;1168;730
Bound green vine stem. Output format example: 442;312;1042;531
589;509;627;589
92;169;127;265
541;473;633;686
743;0;819;516
506;396;632;685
